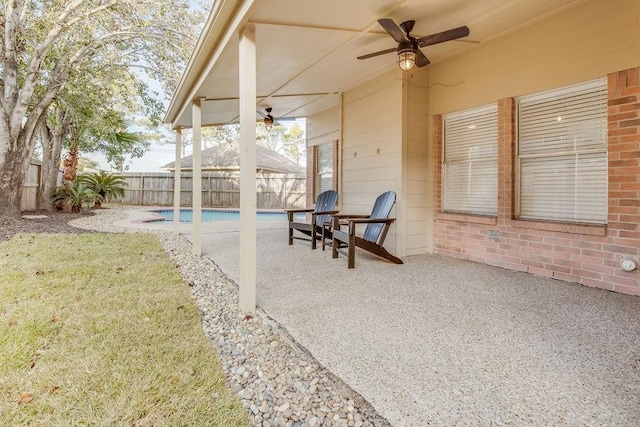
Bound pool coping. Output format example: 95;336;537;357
136;208;299;223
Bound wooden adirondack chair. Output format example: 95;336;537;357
285;190;339;249
331;191;403;268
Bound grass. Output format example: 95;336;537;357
0;233;251;426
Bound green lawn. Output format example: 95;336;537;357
0;233;251;426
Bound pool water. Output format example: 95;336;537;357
154;209;303;223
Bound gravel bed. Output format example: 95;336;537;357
70;209;387;427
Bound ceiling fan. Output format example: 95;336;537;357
358;19;470;71
257;107;276;131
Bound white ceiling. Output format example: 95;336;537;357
167;0;587;128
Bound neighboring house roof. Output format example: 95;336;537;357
161;141;305;175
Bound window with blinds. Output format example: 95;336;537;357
443;104;498;215
316;142;334;195
517;79;607;224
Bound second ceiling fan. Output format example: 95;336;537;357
358;19;470;70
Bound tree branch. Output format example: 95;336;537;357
3;0;24;121
18;1;119;122
29;0;116;71
12;29;140;143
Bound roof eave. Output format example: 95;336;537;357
164;0;253;127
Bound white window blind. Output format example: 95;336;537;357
517;79;607;224
316;142;334;194
443;104;498;215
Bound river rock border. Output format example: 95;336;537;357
70;209;390;427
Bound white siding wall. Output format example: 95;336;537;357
307;69;434;258
307;105;341;204
404;68;431;255
342;70;403;254
307;106;340;148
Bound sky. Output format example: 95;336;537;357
88;131;184;173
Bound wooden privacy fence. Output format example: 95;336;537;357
21;161;63;211
120;172;306;209
21;161;41;211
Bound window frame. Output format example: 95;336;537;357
515;78;608;225
314;141;335;197
442;103;499;216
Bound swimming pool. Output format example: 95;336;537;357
152;209;304;223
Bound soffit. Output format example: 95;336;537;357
167;0;586;128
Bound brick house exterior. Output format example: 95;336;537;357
433;67;639;296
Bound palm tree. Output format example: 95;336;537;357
52;182;101;213
77;172;127;208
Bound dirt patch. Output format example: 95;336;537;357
0;210;95;242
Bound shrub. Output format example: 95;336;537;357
52;181;102;213
77;172;127;208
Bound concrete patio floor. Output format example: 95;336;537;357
118;210;640;426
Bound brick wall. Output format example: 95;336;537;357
433;67;639;296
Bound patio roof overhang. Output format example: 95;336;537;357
165;0;590;314
164;0;588;129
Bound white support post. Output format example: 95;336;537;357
239;24;257;313
173;128;182;234
192;99;203;256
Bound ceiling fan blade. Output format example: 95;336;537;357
378;18;409;43
415;49;430;67
417;26;470;48
357;47;398;60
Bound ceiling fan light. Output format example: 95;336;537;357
264;112;274;131
398;50;416;71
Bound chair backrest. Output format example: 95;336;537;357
363;191;396;243
314;190;339;227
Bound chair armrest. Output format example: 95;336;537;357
312;210;340;216
335;217;397;240
284;208;314;221
331;214;370;229
345;217;396;224
284;208;314;213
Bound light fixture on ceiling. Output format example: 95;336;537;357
357;19;470;72
263;107;274;132
398;48;416;71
